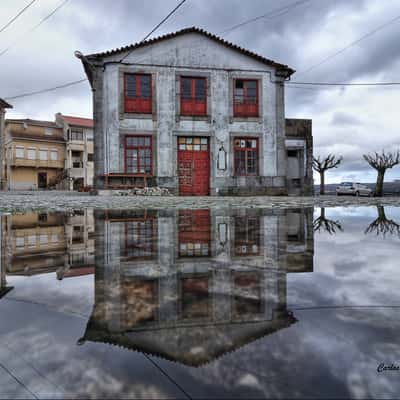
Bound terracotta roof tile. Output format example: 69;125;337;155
60;115;93;128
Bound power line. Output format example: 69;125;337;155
119;0;187;63
0;0;70;57
219;0;312;36
5;78;87;101
295;13;400;78
287;81;400;86
0;0;38;34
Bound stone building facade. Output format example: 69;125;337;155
78;27;313;195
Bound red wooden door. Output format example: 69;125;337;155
178;210;211;257
178;137;209;196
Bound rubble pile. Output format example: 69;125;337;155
123;187;172;196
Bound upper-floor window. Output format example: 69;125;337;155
70;128;84;141
180;77;207;116
234;138;259;176
27;148;36;160
50;150;58;161
39;149;48;161
124;73;152;114
233;79;259;117
15;146;24;158
86;131;94;141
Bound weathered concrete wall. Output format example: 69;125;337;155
92;32;289;195
285;118;313;196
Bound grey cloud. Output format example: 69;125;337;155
331;112;362;126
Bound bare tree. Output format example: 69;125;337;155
363;150;400;197
365;205;400;237
313;208;343;234
313;154;343;195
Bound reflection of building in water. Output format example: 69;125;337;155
62;210;95;279
286;209;314;273
0;215;13;297
82;208;314;367
2;210;95;279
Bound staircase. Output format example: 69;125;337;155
48;170;68;189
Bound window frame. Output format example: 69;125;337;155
15;146;24;159
50;150;58;161
233;78;259;117
124;73;153;114
39;148;48;161
233;137;259;176
27;148;36;160
124;135;153;176
180;76;207;116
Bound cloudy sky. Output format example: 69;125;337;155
1;0;400;183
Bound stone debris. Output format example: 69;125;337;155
116;187;172;196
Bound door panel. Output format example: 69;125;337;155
178;137;209;196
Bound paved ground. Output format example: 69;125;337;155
0;191;399;212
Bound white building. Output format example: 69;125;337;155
78;27;313;195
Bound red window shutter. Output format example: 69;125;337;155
180;77;207;116
124;74;152;114
233;79;259;117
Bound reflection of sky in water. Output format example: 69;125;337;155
0;207;399;399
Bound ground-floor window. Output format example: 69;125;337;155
234;137;259;176
125;135;152;175
234;216;260;256
121;219;156;260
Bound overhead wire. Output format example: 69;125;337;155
0;0;38;34
119;0;187;63
294;13;400;78
0;0;70;57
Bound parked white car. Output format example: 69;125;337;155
336;182;373;197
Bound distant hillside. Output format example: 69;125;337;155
314;182;400;195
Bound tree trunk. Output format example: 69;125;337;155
377;205;385;221
375;170;385;197
320;208;326;220
320;171;325;195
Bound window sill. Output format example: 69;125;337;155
121;112;155;120
230;116;261;123
177;115;211;122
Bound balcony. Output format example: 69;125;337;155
10;157;64;169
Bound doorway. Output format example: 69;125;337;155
38;172;47;189
177;137;210;196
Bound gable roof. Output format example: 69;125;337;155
0;98;12;109
86;27;295;76
81;311;296;367
59;115;93;128
6;118;58;128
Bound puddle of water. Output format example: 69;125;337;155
0;206;399;399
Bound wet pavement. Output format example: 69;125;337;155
0;206;399;399
0;191;400;212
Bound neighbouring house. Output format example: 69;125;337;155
77;27;313;195
285;119;313;196
4;119;66;190
0;98;12;190
2;210;94;279
55;114;94;190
